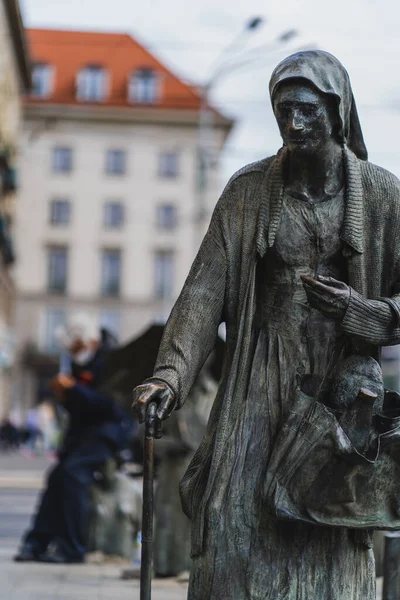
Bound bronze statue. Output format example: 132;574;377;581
133;50;400;599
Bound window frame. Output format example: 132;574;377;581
44;307;67;354
154;249;175;300
52;147;73;173
105;149;127;176
47;246;68;295
156;203;178;230
158;151;180;179
31;63;54;98
50;198;71;226
128;67;159;104
103;201;125;229
76;65;108;102
101;248;122;297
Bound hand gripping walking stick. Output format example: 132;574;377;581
140;401;162;600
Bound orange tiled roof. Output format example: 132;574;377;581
25;28;202;110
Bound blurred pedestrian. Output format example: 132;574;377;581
14;316;133;564
22;407;43;455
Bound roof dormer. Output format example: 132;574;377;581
128;67;159;104
76;64;109;102
31;62;54;98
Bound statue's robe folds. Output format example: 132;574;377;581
151;147;400;600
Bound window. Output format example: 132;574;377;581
159;151;179;178
105;149;126;175
104;202;124;229
99;308;121;338
44;308;67;353
76;65;108;102
31;63;54;98
154;250;174;299
156;204;177;230
47;247;68;294
52;147;72;173
101;249;121;296
128;68;158;104
50;199;71;226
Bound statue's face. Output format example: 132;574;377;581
273;80;340;154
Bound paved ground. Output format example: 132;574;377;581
0;453;188;599
0;452;384;599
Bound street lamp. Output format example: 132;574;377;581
195;21;298;239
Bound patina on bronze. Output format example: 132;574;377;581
133;50;400;599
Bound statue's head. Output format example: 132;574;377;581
331;355;384;413
272;80;341;155
270;50;368;160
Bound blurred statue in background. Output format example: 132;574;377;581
153;360;217;578
133;51;400;599
88;456;142;560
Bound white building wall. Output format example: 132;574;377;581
15;115;227;358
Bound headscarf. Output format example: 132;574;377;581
269;50;368;161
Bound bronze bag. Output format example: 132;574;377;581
264;389;400;530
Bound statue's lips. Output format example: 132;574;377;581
287;137;306;144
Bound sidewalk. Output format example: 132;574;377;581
0;452;188;599
2;558;188;600
0;452;384;599
0;452;49;488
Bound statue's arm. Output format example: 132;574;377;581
149;206;227;408
341;287;400;346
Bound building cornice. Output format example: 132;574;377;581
17;291;173;311
24;102;234;134
3;0;31;90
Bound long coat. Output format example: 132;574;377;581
152;146;400;557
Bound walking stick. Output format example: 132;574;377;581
140;401;159;600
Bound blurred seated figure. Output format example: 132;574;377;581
14;316;133;564
0;416;20;451
87;456;142;559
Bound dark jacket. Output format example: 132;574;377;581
60;343;132;456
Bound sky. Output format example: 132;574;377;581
20;0;400;184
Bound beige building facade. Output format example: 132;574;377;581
13;29;233;410
0;0;30;418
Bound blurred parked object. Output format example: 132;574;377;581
88;457;142;560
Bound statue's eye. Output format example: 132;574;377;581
302;105;318;117
276;103;290;116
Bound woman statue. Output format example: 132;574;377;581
133;51;400;599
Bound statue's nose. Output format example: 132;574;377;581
290;110;304;131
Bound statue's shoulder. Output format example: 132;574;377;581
225;157;273;190
215;157;274;216
361;160;400;199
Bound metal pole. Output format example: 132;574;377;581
140;401;157;600
194;17;265;253
382;532;400;600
